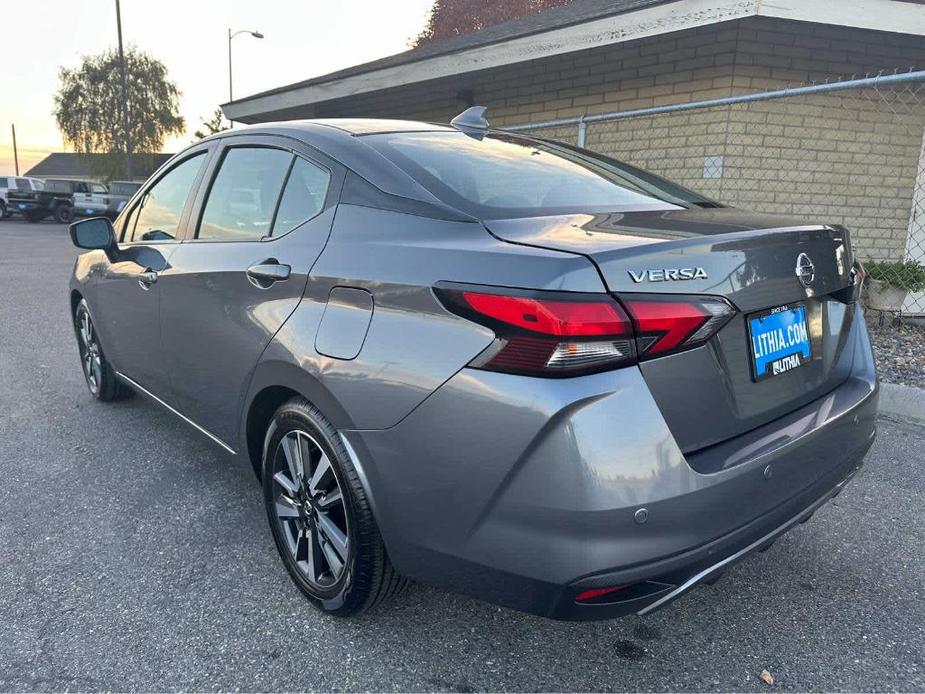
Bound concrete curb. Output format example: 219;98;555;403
878;382;925;425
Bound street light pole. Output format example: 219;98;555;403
227;28;264;129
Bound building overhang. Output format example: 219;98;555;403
223;0;925;123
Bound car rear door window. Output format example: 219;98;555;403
197;147;293;241
129;152;206;242
270;157;330;236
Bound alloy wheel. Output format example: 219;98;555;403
271;430;350;590
76;309;102;395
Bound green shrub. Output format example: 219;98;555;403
864;260;925;293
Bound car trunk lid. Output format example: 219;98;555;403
485;208;859;453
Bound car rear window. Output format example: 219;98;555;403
110;182;141;196
363;131;715;219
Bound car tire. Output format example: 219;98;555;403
262;397;407;617
74;299;133;401
54;204;74;224
0;201;8;218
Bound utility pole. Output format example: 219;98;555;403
115;0;133;179
11;124;19;175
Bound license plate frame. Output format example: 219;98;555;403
747;303;812;382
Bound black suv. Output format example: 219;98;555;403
7;178;103;223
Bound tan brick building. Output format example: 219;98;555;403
225;0;925;296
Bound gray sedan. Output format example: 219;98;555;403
66;108;877;620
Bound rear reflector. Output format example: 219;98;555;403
575;585;627;603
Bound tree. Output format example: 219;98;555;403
53;46;184;179
413;0;574;46
193;108;230;141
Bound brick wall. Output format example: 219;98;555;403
312;17;925;261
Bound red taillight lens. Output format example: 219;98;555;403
620;295;735;359
460;293;629;336
437;289;636;376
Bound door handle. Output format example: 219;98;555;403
138;268;158;290
246;260;291;288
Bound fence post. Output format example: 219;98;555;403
577;115;587;148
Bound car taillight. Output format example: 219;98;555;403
620;295;735;359
436;289;636;376
849;260;865;302
436;287;736;376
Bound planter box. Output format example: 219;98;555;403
865;278;909;312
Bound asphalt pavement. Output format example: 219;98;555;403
1;219;923;692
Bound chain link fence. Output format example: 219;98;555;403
508;71;925;316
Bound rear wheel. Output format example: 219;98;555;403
262;398;406;616
74;299;133;401
54;204;74;224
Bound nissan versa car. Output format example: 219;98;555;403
67;108;877;620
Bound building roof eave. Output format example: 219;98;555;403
223;0;925;122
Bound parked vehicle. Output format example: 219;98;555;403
67;109;877;620
74;180;111;219
0;175;44;218
104;180;143;219
7;178;104;223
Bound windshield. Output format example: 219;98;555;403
364;131;718;219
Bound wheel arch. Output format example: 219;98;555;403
70;289;84;317
242;360;356;480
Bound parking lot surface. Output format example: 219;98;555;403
1;219;923;692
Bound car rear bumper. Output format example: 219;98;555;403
344;304;877;619
7;200;42;213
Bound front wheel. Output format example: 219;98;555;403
74;299;133;401
0;201;8;218
262;398;406;616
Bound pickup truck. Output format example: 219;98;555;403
6;178;106;223
0;176;45;218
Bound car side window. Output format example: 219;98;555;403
90;183;107;194
130;153;206;242
271;157;331;236
0;178;8;188
197;147;293;241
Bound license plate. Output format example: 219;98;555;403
748;304;811;381
18;203;26;209
85;208;94;214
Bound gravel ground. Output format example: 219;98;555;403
1;220;924;692
865;314;925;389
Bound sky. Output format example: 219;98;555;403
0;0;434;174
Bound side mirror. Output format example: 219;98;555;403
69;217;116;252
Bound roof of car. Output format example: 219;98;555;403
298;119;455;135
